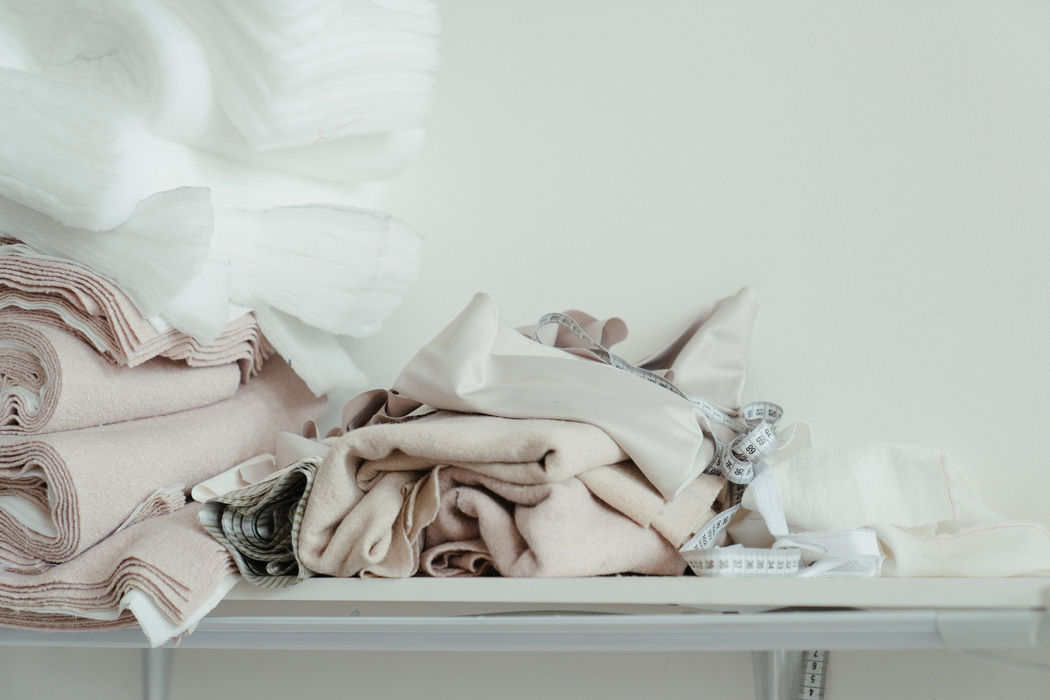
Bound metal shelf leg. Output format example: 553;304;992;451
752;650;803;700
143;647;173;700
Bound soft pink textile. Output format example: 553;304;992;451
1;318;241;435
420;466;688;578
0;504;234;632
0;243;270;378
0;358;324;573
299;411;721;579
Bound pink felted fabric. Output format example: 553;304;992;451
0;318;241;435
0;503;234;634
419;466;688;578
0;243;270;379
0;358;324;574
299;410;721;579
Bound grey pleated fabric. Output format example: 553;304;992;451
198;457;319;588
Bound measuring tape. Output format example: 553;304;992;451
800;650;830;699
529;311;817;580
531;312;783;486
678;503;803;577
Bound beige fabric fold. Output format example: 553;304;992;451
0;242;270;379
578;462;724;549
0;504;234;634
387;289;758;500
299;411;722;579
0;358;324;574
1;317;241;435
419;466;689;578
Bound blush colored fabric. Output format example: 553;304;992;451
0;357;324;574
419;466;688;578
0;242;269;379
298;410;722;580
387;289;758;500
0;317;241;435
0;503;235;643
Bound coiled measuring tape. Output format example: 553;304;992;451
678;503;803;577
530;311;803;578
531;312;783;486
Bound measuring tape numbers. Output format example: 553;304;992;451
800;650;830;699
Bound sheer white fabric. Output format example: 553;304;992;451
0;0;439;393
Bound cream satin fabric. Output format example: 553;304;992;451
390;289;759;500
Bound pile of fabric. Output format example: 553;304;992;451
0;0;441;645
202;289;1050;589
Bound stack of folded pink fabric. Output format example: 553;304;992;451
0;241;325;642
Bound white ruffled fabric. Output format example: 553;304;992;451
0;0;439;395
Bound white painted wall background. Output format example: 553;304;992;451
3;1;1049;698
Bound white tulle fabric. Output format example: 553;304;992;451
0;0;439;395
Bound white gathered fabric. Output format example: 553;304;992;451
739;443;1050;577
0;0;440;394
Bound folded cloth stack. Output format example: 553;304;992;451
0;0;442;395
0;239;325;638
0;241;269;379
0;357;324;574
0;504;239;647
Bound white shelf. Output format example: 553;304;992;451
4;576;1046;700
3;577;1046;651
223;576;1050;611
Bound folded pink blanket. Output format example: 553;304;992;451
1;318;242;435
299;411;722;579
0;503;234;638
0;242;270;378
0;358;324;574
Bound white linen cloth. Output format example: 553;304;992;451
736;443;1050;577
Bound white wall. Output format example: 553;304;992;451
3;2;1049;698
365;0;1050;527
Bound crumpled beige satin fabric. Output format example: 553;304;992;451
388;289;758;500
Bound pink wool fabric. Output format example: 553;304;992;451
0;503;234;632
0;317;241;435
419;466;688;578
299;411;722;579
0;358;325;574
0;243;270;378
